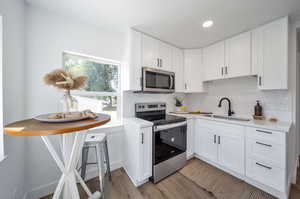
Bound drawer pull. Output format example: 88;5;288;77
256;162;272;170
256;129;272;134
256;141;272;147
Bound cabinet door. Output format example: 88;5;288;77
253;17;288;90
142;34;159;68
172;47;185;92
123;29;142;91
184;49;205;93
203;41;225;81
218;128;245;175
225;32;251;78
195;120;218;162
186;119;194;158
139;127;152;181
159;42;172;71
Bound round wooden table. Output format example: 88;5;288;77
5;114;110;199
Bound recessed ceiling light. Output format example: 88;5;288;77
202;20;214;28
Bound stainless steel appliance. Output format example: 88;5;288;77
135;102;187;183
141;67;175;93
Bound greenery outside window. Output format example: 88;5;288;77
63;52;121;121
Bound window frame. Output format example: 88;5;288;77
62;51;122;121
0;15;4;161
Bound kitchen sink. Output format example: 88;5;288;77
202;114;251;122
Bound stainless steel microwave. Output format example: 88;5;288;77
142;67;175;93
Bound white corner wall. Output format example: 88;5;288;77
24;5;125;198
0;0;26;199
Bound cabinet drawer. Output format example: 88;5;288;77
246;158;285;191
246;127;285;145
246;138;285;168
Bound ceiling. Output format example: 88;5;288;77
26;0;300;48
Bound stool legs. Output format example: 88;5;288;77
103;140;111;180
81;146;89;179
96;143;105;192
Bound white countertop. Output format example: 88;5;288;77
123;117;154;128
169;113;291;132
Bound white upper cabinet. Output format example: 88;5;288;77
142;34;159;68
184;49;205;93
252;17;288;90
172;47;185;92
142;34;173;71
122;29;142;91
225;31;251;78
203;41;225;81
158;42;173;71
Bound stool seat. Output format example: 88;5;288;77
86;133;106;143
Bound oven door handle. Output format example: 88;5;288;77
154;121;187;132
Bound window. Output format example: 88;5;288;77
63;52;121;121
0;16;4;161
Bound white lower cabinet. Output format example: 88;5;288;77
194;119;245;175
193;119;291;199
123;119;152;186
186;119;194;159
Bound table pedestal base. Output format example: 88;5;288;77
41;130;101;199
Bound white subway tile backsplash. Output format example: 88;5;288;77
185;77;292;122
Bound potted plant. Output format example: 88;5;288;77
174;97;184;112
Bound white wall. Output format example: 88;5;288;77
24;5;126;198
0;0;26;199
185;77;292;122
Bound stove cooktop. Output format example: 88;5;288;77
142;114;186;126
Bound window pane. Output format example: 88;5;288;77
64;53;118;92
74;95;118;121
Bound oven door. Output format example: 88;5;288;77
153;121;187;165
142;67;175;93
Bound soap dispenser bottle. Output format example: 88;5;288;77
254;100;263;116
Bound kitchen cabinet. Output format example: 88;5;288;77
172;47;185;92
225;31;251;78
123;119;152;186
203;41;225;81
142;34;173;71
194;119;245;175
203;32;251;81
184;49;205;93
142;34;159;68
123;29;142;91
252;17;288;90
218;126;245;175
186;118;194;159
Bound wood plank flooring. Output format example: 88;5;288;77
41;158;300;199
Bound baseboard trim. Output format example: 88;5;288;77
24;161;122;199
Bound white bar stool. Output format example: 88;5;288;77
80;133;111;194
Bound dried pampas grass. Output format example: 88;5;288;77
44;69;88;90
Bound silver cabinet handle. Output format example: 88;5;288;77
256;162;272;170
256;141;272;147
185;83;187;90
160;59;163;68
258;76;262;86
218;136;220;144
221;67;224;76
214;135;216;144
256;129;272;134
157;58;159;67
141;133;144;144
225;66;228;75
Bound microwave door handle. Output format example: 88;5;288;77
169;75;173;89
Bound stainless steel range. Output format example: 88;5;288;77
135;102;187;183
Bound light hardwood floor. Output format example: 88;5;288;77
41;158;300;199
